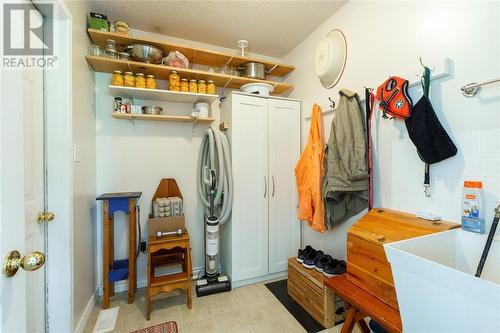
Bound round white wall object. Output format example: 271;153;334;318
314;29;347;89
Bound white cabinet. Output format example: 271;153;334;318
221;92;300;286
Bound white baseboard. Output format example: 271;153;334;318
74;287;98;333
97;266;204;295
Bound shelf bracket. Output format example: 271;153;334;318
191;50;197;69
223;77;233;89
191;117;198;132
267;64;279;75
224;56;234;67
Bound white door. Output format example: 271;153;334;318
268;99;301;274
1;4;48;332
231;95;269;281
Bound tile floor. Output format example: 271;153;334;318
84;281;362;333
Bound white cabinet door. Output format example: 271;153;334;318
230;95;269;281
268;99;301;274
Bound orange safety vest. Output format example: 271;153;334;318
376;76;412;120
295;104;325;233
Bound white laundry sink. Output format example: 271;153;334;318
384;228;500;333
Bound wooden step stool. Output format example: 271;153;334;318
147;229;192;320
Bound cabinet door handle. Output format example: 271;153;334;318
264;176;267;198
272;175;275;197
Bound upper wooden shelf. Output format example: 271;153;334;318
88;29;295;77
86;55;294;95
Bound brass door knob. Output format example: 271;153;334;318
37;212;55;224
3;250;45;277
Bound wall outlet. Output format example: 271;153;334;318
140;240;147;253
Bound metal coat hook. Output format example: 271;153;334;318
328;97;336;109
419;56;426;69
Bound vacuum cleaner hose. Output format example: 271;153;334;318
197;127;233;225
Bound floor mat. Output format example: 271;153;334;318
265;279;325;333
130;321;178;333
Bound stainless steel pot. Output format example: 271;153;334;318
240;62;268;79
142;105;163;115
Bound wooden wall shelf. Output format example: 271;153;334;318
87;56;293;95
88;29;294;77
109;85;220;103
112;112;214;123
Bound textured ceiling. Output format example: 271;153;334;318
87;0;346;58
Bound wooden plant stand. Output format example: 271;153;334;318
96;192;142;309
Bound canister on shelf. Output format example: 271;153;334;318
113;97;122;113
135;73;146;88
104;49;118;59
169;70;180;91
111;70;124;86
180;78;189;92
146;75;157;89
189;79;197;93
118;52;130;60
105;39;117;52
124;71;135;87
89;44;102;56
197;80;206;94
207;80;216;94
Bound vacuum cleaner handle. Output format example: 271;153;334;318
475;204;500;278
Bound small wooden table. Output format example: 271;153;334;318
147;230;192;320
324;274;402;333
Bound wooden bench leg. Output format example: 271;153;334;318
102;200;110;309
341;307;356;333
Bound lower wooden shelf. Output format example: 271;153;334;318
111;112;214;123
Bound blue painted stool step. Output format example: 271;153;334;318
109;259;130;282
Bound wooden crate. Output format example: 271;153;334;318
288;258;346;328
347;208;460;310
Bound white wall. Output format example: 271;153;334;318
65;0;97;331
95;29;283;292
284;1;500;259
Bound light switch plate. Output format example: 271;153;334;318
73;144;81;162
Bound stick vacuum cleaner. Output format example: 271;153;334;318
196;170;231;297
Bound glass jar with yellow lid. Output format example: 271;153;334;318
169;70;180;91
111;70;124;86
207;80;216;95
189;79;198;93
124;72;135;87
135;73;146;88
180;78;189;92
197;80;207;94
146;75;157;89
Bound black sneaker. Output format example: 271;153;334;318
323;260;346;278
297;245;314;263
303;250;324;269
315;255;334;272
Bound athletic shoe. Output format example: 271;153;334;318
323;260;346;278
303;250;324;269
315;255;334;272
297;245;314;263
